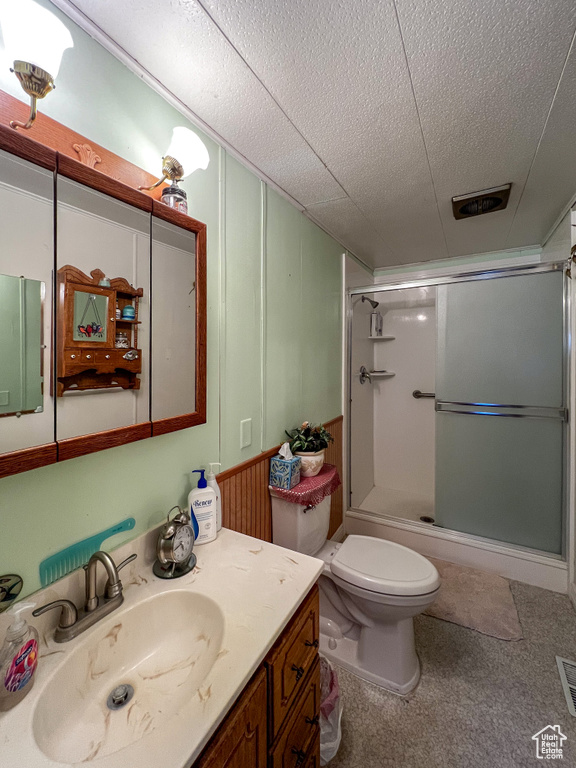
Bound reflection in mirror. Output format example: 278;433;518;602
151;218;196;421
0;149;54;455
56;177;150;442
0;275;44;418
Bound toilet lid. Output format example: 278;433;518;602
330;535;440;596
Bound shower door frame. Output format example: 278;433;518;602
346;259;572;586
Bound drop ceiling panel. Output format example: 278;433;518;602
66;0;346;207
394;0;576;256
200;0;448;265
507;46;576;247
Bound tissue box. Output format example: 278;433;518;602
269;455;301;490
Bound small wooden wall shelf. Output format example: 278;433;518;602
56;266;144;396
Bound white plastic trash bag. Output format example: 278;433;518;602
319;654;342;765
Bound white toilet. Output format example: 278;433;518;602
271;493;440;694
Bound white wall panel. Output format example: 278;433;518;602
372;294;436;500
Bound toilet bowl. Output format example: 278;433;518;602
271;493;440;694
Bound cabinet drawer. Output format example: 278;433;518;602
93;349;142;371
270;657;320;768
94;350;115;364
64;350;82;364
81;349;97;364
116;349;142;371
267;585;319;739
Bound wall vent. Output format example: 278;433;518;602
556;656;576;716
452;183;512;220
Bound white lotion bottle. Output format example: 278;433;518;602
207;462;222;531
188;469;217;544
0;602;39;711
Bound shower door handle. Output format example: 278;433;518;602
359;366;371;384
413;390;435;399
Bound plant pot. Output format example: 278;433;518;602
295;450;325;478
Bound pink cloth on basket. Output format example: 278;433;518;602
269;463;341;506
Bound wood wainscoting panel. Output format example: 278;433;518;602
217;416;343;542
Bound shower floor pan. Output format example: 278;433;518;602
357;486;435;525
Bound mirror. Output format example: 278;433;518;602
0;147;55;461
0;123;207;476
151;217;196;422
0;274;44;418
55;176;151;445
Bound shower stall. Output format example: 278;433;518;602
347;263;569;582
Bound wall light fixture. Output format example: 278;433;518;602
1;0;73;130
141;127;210;214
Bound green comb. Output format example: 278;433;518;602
39;518;136;587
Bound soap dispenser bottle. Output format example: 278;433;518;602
206;462;222;531
188;469;217;545
0;602;39;711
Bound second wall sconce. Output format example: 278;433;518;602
140;127;210;215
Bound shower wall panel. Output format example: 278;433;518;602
350;298;375;507
373;301;436;501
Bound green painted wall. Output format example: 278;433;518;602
264;190;343;447
0;2;344;597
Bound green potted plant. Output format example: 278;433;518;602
285;421;334;477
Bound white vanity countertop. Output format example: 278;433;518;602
0;528;324;768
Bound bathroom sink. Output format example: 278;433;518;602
32;591;225;764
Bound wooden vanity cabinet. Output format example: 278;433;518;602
195;585;320;768
194;668;268;768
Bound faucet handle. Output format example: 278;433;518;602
116;553;137;573
33;599;78;628
104;553;137;600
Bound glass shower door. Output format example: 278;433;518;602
434;268;566;554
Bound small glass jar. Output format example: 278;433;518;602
115;331;129;349
161;182;188;214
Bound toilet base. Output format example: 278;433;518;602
319;629;421;695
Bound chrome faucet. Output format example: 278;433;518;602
33;551;137;643
85;550;123;612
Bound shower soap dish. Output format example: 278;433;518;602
39;518;136;587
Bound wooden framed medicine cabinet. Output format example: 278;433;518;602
0;91;207;478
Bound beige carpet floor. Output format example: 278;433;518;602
423;557;523;640
327;581;576;768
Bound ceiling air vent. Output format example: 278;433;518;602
452;183;512;220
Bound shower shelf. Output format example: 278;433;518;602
370;370;396;378
369;335;395;340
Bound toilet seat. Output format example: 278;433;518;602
330;535;440;596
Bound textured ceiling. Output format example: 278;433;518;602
56;0;576;270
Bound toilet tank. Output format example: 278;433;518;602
271;494;331;556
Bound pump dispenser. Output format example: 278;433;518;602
0;602;39;711
188;469;217;544
207;462;222;531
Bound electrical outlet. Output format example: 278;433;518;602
240;418;252;449
0;391;9;406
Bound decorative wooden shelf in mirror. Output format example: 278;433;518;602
56;266;144;396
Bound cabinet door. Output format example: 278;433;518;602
270;658;320;768
267;586;320;738
194;668;268;768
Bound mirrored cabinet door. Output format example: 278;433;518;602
0;149;55;462
56;176;151;451
151;216;197;423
